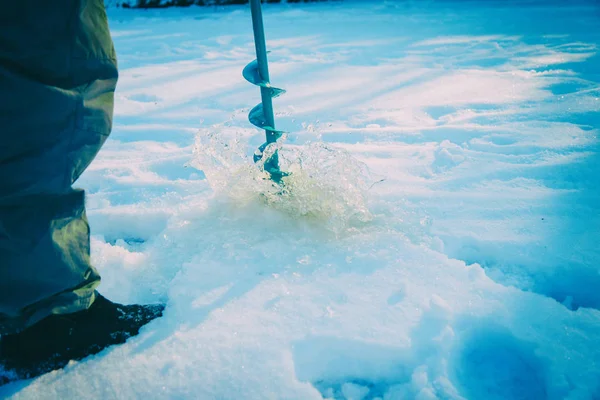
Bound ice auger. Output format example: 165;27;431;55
244;0;287;182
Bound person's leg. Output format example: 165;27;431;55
0;191;101;335
0;0;163;381
0;0;114;335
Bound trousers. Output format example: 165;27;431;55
0;0;117;334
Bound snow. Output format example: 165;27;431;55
2;1;600;399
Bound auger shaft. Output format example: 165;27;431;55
244;0;289;182
250;0;277;145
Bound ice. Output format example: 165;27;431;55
2;1;599;399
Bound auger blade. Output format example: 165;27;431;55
253;142;289;183
243;60;286;98
269;86;286;98
242;60;264;86
249;104;285;135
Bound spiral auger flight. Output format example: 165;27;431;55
244;0;287;183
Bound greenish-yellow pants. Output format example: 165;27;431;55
0;0;118;334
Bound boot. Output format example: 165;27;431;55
0;292;164;382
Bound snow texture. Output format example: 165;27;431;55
2;1;600;399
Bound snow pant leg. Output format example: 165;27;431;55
0;0;118;335
0;192;100;336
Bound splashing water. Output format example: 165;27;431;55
190;124;374;236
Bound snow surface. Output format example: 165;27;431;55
3;1;600;399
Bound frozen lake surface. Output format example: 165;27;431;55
2;1;599;399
